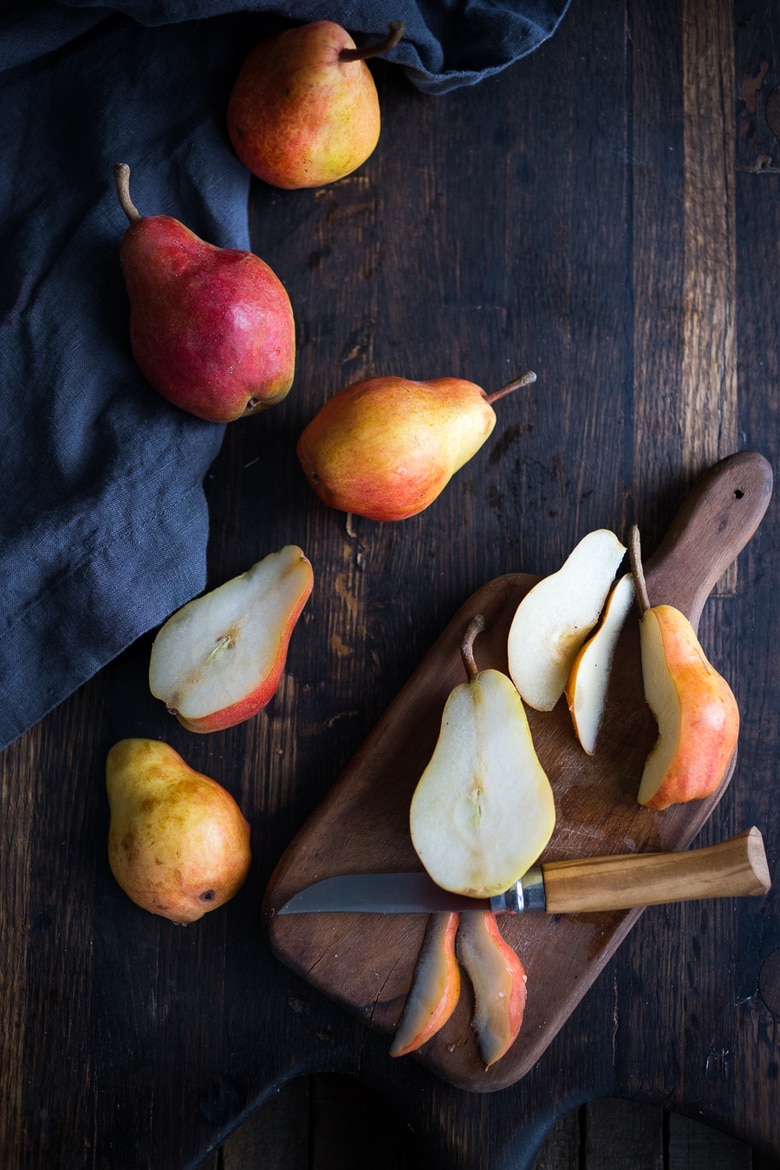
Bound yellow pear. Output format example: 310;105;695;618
106;739;251;924
409;616;556;899
629;526;740;809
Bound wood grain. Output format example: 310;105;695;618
3;1;780;1166
265;452;771;1092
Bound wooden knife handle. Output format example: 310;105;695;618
541;828;771;914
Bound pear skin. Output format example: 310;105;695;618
106;739;251;924
297;372;535;521
114;164;295;423
227;22;403;189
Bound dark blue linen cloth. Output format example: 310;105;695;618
0;0;569;753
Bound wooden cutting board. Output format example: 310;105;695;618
263;451;773;1093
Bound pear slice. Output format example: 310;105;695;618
457;911;527;1068
629;527;740;809
507;528;627;711
409;617;556;899
149;545;313;733
390;911;461;1058
565;572;636;754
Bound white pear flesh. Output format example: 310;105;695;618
565;572;635;754
507;528;626;712
149;545;312;732
409;668;556;899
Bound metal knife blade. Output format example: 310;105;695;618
275;868;543;916
273;830;771;917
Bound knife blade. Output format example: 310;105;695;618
275;828;771;916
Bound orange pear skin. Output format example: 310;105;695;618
637;604;740;809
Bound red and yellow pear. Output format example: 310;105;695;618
227;21;404;189
629;525;740;809
390;912;461;1058
106;739;251;925
114;163;295;423
297;372;536;522
409;616;556;899
149;546;313;733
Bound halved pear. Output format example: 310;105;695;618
409;617;556;899
149;545;313;733
507;529;626;711
565;572;635;753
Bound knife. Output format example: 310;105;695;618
275;828;771;916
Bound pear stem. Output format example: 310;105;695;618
339;20;404;64
628;524;651;614
485;370;537;405
460;614;486;681
114;162;141;224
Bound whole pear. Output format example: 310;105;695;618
113;163;295;423
106;739;252;924
296;372;536;521
227;21;404;189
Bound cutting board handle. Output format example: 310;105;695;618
542;828;771;914
643;451;772;628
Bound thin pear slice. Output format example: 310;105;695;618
390;912;461;1058
409;617;556;899
565;572;636;753
457;911;527;1068
507;529;626;712
629;526;740;809
149;545;313;733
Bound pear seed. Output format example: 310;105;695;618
205;634;234;663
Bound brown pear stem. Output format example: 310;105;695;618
485;370;537;405
114;162;141;224
628;524;651;614
460;615;486;681
339;20;404;63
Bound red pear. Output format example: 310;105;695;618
114;163;295;423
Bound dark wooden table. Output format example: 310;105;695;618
2;1;779;1167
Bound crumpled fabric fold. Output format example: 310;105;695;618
0;0;569;752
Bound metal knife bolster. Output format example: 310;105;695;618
490;866;545;914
